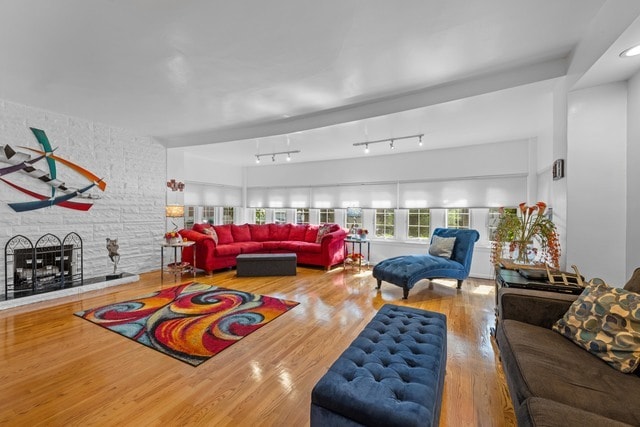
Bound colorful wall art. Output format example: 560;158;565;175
0;127;106;212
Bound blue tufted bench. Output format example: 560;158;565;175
310;304;447;427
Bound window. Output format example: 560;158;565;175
487;207;517;240
222;207;234;224
345;207;362;232
184;206;196;229
255;208;266;225
296;208;309;225
274;209;287;224
202;206;216;224
375;209;395;238
446;208;470;229
319;208;335;224
408;209;430;239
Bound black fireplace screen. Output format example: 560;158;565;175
4;232;83;300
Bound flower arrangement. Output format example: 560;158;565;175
357;228;368;240
490;202;561;268
164;231;182;244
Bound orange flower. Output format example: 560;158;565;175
519;202;527;214
536;201;547;215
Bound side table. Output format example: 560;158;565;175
344;237;370;272
161;240;196;283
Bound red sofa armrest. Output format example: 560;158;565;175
178;229;217;273
320;228;347;268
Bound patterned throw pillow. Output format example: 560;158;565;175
428;236;456;259
202;227;218;245
315;224;332;244
553;283;640;373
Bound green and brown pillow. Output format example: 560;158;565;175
553;282;640;373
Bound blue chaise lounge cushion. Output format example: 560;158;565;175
374;255;465;288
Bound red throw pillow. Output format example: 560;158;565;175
231;224;251;242
289;224;308;241
305;225;319;243
213;224;234;245
316;224;332;243
249;224;270;241
269;223;291;241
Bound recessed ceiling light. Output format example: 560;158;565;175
620;44;640;57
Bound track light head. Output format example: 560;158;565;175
272;155;276;162
255;155;260;164
418;135;423;147
287;153;291;161
364;143;369;154
390;140;395;149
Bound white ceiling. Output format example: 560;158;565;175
1;1;640;166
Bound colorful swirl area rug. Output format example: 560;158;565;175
74;282;299;366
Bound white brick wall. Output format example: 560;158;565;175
0;99;166;297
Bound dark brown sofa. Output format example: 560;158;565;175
496;284;640;427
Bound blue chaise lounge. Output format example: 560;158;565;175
373;228;480;299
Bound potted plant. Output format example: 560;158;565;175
490;202;561;268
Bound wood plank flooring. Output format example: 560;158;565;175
0;267;516;426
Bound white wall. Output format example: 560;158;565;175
0;99;166;297
627;71;640;279
246;139;529;187
566;82;627;285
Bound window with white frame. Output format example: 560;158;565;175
184;206;196;229
345;207;362;232
202;206;216;224
274;209;287;224
446;208;470;229
222;207;234;224
319;208;335;224
375;209;395;238
296;208;309;224
407;208;430;239
255;208;266;224
487;207;517;240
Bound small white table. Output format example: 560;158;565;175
344;237;370;272
160;240;196;282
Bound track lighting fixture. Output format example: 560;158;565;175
254;150;301;164
353;133;424;153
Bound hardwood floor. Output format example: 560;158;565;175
0;267;516;426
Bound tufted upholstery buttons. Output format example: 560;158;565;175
311;304;447;427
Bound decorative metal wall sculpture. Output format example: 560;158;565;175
0;128;106;212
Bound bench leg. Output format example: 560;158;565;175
403;288;409;299
376;279;382;289
457;279;463;289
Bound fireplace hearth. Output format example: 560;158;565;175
4;233;83;300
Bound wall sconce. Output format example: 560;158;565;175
166;179;184;191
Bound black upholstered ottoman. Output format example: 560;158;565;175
311;304;447;427
236;253;297;277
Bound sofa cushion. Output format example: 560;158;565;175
289;224;308;241
294;241;322;254
552;282;640;373
624;267;640;293
233;241;263;254
305;225;319;243
262;241;286;251
497;319;640;426
269;223;291;240
214;244;242;257
316;224;332;243
249;224;270;242
231;224;251;242
213;225;234;245
428;236;456;259
517;397;633;427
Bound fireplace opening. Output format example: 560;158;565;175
4;233;83;300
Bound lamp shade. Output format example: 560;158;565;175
165;205;184;218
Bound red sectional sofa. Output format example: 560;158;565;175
178;223;347;274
